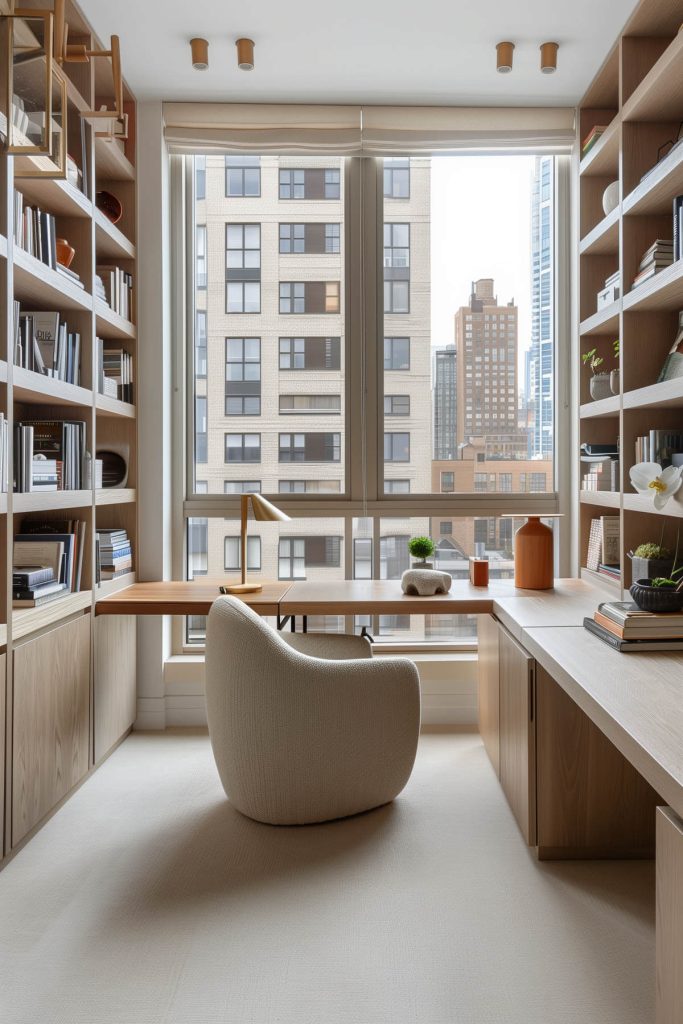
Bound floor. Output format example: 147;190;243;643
0;731;655;1024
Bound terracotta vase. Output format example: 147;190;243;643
56;238;75;268
514;516;554;590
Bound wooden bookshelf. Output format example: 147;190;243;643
577;3;683;594
0;0;138;862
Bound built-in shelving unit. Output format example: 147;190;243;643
1;0;138;864
577;2;683;592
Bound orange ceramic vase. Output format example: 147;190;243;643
56;238;75;268
514;515;554;590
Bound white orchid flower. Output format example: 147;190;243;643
630;461;683;510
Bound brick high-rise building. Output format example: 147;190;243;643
432;344;456;460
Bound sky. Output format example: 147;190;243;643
430;154;536;375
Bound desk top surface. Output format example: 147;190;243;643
95;580;291;616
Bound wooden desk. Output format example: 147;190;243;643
95;581;291;617
280;579;516;616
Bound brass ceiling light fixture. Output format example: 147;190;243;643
190;38;209;70
540;42;559;74
236;38;255;70
496;41;515;74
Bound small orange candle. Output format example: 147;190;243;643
469;556;489;587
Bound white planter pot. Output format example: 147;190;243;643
590;373;612;401
610;368;620;394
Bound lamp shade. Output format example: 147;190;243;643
249;493;290;522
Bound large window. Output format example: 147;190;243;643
182;152;563;646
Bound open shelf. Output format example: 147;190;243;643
95;571;136;598
579;117;621;177
579;302;621;337
16;175;92;220
13;248;92;312
579;490;621;509
623;259;683;313
13;490;93;513
0;494;7;515
12;367;92;409
622;30;683;122
579;205;620;256
95;393;136;419
12;590;92;642
623;141;683;217
96;488;136;506
95;300;136;340
580;566;622;594
0;359;7;384
580;394;620;418
623;491;683;518
623;377;683;410
94;209;136;260
94;137;135;181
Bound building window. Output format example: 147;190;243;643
279;394;341;414
279;223;340;254
278;536;342;578
440;521;453;535
226;224;261;313
195;397;207;463
225;156;261;197
196;225;207;289
384;158;410;199
225;433;261;463
279;433;341;462
384;479;410;494
279;168;340;200
384;395;410;416
354;538;372;579
499;472;512;492
225;337;261;415
278;479;341;493
279;336;341;370
380;535;409;579
226;281;260;314
384;223;410;268
224;480;261;494
441;471;454;493
384;337;410;370
384;280;410;314
384;432;410;462
474;473;488;492
279;281;340;314
224;535;261;571
529;472;547;492
187;518;208;577
195;310;207;378
195;156;206;200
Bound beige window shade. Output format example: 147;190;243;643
163;102;575;155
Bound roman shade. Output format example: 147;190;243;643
163;103;575;155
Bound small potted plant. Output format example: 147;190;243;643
582;347;611;401
610;339;620;395
408;536;436;569
630;530;683;611
628;537;673;583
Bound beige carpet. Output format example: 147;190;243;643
0;731;655;1024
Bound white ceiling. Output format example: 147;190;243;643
81;0;638;106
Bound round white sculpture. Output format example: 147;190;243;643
401;569;452;596
602;180;619;215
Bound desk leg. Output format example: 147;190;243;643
656;807;683;1024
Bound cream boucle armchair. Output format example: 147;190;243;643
205;596;421;825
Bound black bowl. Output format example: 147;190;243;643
629;578;683;613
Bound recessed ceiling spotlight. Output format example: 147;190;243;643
190;37;209;70
236;38;255;71
496;41;515;74
540;42;559;73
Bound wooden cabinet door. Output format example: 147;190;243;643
0;653;6;859
498;625;536;845
12;614;91;847
477;614;500;776
94;614;136;763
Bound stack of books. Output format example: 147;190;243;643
12;566;67;608
632;240;673;289
96;265;134;321
585;601;683;652
13;419;86;492
597;269;620;309
96;528;133;582
13;191;56;269
12;519;86;607
673;195;683;261
13;304;81;384
634;430;683;466
582;125;607;157
97;338;134;402
586;516;620;579
581;457;619;492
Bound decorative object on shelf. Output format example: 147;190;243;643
630;461;683;510
602;181;619;215
96;443;129;488
408;536;436;569
401;569;451;596
496;41;514;73
581;124;607;158
628;538;674;586
222;493;290;594
503;514;563;590
190;37;209;70
658;311;683;382
597;269;620;309
96;189;123;224
629;577;683;614
582;348;611;400
632;239;673;290
236;38;255;70
610;339;620;394
55;237;75;268
469;556;489;587
539;42;558;74
640;122;683;185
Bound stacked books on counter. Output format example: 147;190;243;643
13;419;86;492
95;265;133;321
97;338;134;402
581;442;619;492
96;528;133;582
585;601;683;652
634;430;683;466
13;303;81;384
12;519;86;607
632;240;673;290
582;125;607;157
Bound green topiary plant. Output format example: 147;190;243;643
408;536;435;563
582;348;604;375
633;542;671;559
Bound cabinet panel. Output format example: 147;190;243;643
477;614;500;775
499;626;536;844
656;807;683;1024
94;614;136;763
0;653;6;858
12;615;91;847
536;663;659;858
